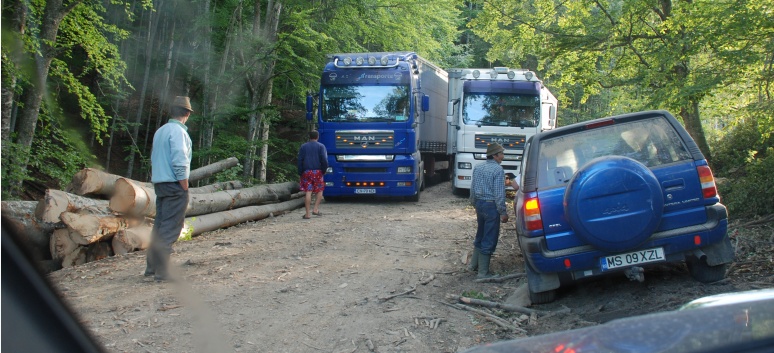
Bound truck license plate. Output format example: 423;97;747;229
601;247;665;271
355;189;376;194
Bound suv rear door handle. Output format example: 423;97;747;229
662;178;685;191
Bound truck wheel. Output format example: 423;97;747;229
686;255;729;283
407;191;420;202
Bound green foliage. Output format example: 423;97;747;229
266;136;301;183
28;133;92;190
180;219;195;241
211;165;244;184
718;149;774;218
461;290;486;300
2;105;97;199
299;0;464;66
712;102;774;218
1;141;32;199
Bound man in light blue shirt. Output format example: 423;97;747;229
468;143;508;279
145;96;193;282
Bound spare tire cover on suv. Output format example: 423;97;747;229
564;156;664;252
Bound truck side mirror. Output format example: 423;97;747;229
306;95;314;121
549;105;557;127
422;95;430;112
447;99;459;126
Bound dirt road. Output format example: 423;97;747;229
47;179;772;353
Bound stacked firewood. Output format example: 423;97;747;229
1;157;304;272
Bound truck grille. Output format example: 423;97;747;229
474;134;527;150
336;130;394;149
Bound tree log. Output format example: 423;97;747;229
189;156;239;182
61;246;87;268
110;197;304;254
110;180;299;218
35;189;111;223
185;197;304;235
65;157;239;197
60;212;132;245
189;180;244;194
186;181;299;217
2;200;56;259
50;228;79;261
65;168;151;197
112;225;153;256
109;179;155;217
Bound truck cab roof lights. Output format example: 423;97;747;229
507;71;516;79
333;54;400;68
524;71;534;80
472;70;481;78
489;70;498;79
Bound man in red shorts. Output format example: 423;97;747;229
297;130;328;219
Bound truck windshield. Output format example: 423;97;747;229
321;85;410;123
463;93;539;128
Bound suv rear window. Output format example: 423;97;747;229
537;117;692;188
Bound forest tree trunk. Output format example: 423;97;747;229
12;0;81;194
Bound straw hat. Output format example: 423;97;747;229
486;143;505;156
172;96;194;112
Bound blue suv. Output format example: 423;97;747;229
515;110;734;304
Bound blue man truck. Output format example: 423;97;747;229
307;52;449;201
446;68;558;194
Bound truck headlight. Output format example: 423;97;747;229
458;162;472;169
397;166;412;173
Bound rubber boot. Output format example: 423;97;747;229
477;253;495;279
467;249;480;272
153;245;172;282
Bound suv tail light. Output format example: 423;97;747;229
524;195;543;231
697;165;718;199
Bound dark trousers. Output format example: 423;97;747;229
474;200;501;256
146;182;189;277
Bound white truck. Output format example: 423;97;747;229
446;67;558;194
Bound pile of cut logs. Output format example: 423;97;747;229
1;157;304;272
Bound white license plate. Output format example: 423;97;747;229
601;247;665;271
354;188;376;194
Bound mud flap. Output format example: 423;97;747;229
526;263;561;292
696;235;735;266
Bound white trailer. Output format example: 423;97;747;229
446;67;557;194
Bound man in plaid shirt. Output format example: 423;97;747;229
468;143;508;279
